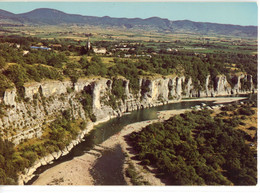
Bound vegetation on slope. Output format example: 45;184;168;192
0;109;87;185
125;162;150;185
129;101;257;185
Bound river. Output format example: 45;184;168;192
26;95;253;185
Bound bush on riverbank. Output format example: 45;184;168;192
125;162;150;185
0;138;19;185
129;107;257;185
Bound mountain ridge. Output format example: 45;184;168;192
0;8;257;37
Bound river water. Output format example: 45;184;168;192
26;95;252;185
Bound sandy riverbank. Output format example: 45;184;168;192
32;97;246;185
182;97;247;103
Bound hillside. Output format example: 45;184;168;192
0;8;257;37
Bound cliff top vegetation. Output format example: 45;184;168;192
0;34;257;99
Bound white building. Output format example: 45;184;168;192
93;47;107;54
23;50;29;56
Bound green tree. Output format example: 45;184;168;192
0;56;6;69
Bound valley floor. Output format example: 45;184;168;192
32;97;247;185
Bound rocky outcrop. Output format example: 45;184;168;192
214;75;232;95
3;88;17;106
0;74;255;142
1;80;87;144
231;74;255;94
92;78;115;120
205;75;213;97
140;78;169;106
176;76;185;98
138;76;186;108
0;73;255;185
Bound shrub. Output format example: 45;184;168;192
24;97;30;103
141;159;150;165
239;122;246;126
67;87;74;94
238;107;255;116
89;113;97;122
80;121;87;130
125;163;150;185
219;112;228;116
221;106;235;111
241;116;247;120
111;79;126;102
248;126;257;131
21;151;38;166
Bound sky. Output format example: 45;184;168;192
0;1;258;26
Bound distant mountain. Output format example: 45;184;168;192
0;9;16;18
0;9;26;24
18;8;93;25
0;8;257;37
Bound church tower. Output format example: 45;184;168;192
87;37;91;50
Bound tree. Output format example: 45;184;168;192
4;64;28;88
0;74;12;97
0;168;6;184
79;56;90;68
0;56;6;69
91;55;102;64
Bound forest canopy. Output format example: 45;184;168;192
129;103;257;185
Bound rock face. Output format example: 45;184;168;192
3;88;17;106
0;74;255;143
0;73;255;185
213;76;230;95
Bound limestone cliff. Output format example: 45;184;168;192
0;73;255;184
0;73;255;144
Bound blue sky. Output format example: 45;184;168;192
0;2;257;26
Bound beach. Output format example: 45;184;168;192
32;97;246;185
